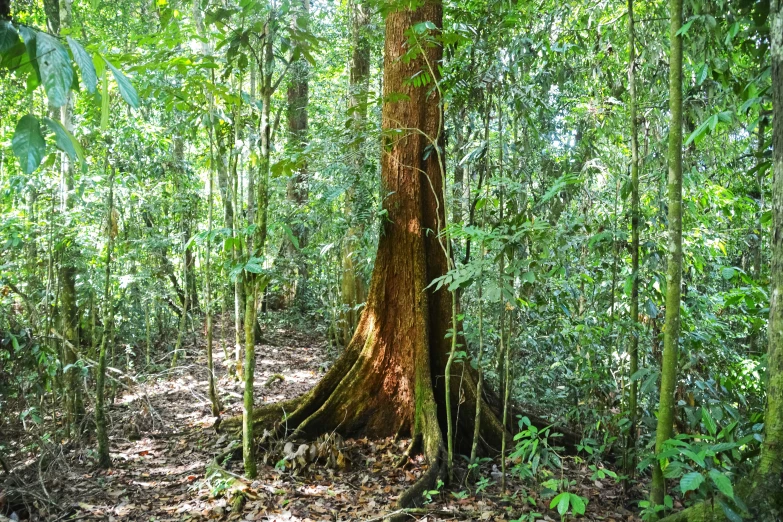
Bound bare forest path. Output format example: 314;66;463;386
2;315;638;522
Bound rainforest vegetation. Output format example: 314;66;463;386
1;0;782;520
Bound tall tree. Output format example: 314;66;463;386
278;0;310;308
44;0;82;438
660;5;783;519
626;0;640;478
764;0;783;497
340;0;371;342
651;0;684;508
223;0;515;505
95;161;115;469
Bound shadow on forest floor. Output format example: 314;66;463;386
1;314;642;521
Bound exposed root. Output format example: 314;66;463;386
394;450;444;514
215;396;303;433
395;433;422;468
217;318;367;436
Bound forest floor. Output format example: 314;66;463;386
1;315;643;522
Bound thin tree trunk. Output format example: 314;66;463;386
171;249;189;367
626;0;641;482
243;19;275;478
145;301;152;366
340;0;371;342
46;0;82;437
207;114;220;417
95;163;115;469
469;180;489;475
660;8;783;517
651;0;683;507
452;107;466;226
279;0;310;308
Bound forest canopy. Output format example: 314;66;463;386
1;0;782;520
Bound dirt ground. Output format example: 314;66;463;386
1;316;642;521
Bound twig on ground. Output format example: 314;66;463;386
364;507;477;522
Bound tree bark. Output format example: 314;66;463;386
242;16;276;478
765;0;783;484
277;0;310;309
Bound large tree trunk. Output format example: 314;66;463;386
224;0;520;508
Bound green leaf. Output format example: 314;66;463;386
663;460;684;479
718;500;743;522
708;469;734;499
0;20;20;54
569;493;586;515
36;31;74;108
676;17;695;36
66;37;97;93
551;492;570;516
702;407;718;436
696;63;709;85
685;115;715;147
721;267;736;280
710;442;738;453
245;262;264;274
12;115;46;174
680;471;705;494
103;56;139;108
717;111;732;124
682;449;706;467
43;117;83;166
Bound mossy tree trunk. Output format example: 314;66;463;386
243;17;276;478
651;0;683;508
765;0;783;488
95;164;115;469
660;4;783;521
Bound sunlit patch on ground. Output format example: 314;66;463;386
5;317;637;521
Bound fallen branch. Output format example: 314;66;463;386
264;373;285;387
